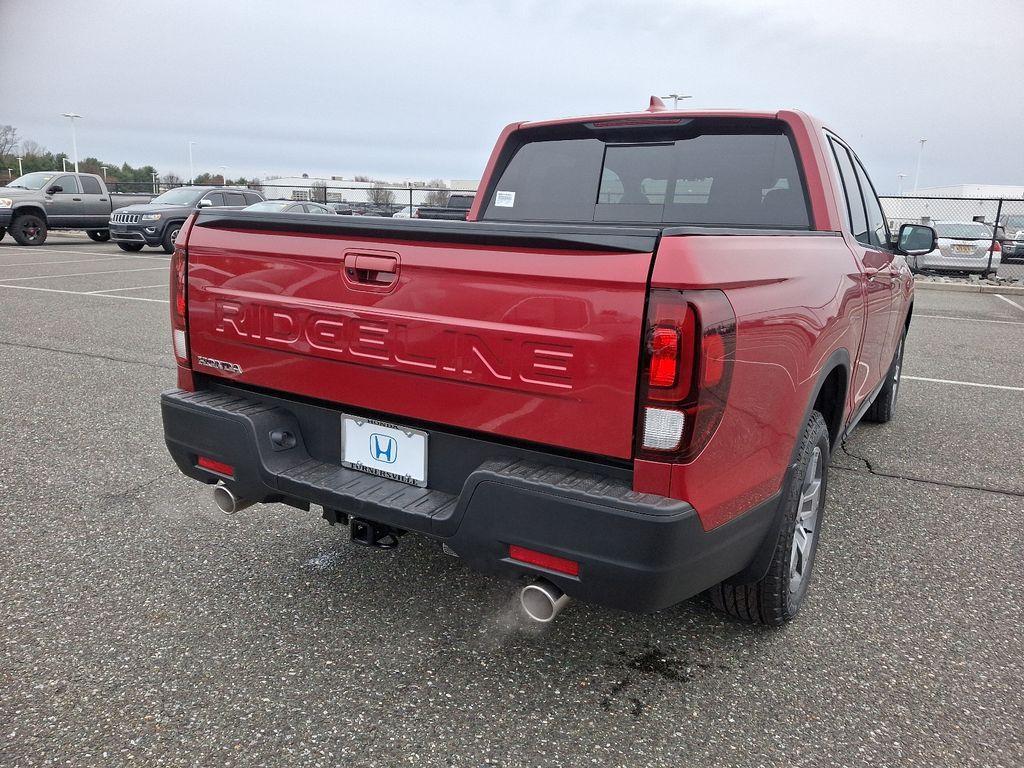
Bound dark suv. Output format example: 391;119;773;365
110;187;263;253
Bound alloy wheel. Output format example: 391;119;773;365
788;445;823;611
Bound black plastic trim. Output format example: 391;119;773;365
161;385;781;612
194;210;661;253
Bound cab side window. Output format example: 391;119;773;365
852;157;890;249
52;175;81;194
204;192;226;206
827;139;868;244
80;176;102;194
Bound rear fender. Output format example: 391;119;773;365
726;347;850;585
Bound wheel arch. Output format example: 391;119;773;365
726;347;850;586
12;204;48;223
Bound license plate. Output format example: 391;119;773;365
341;415;428;487
952;244;973;254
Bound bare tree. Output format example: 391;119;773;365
20;140;45;157
366;182;395;206
353;174;371;183
424;178;450;207
310;179;328;204
0;125;18;161
162;172;182;186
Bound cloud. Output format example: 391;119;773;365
2;0;1022;190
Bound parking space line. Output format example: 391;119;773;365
0;247;168;260
994;294;1024;314
0;256;151;268
0;266;166;282
0;283;168;304
88;284;167;295
904;375;1024;392
917;314;1024;326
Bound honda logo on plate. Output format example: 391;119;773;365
369;433;397;464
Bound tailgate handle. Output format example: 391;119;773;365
344;253;399;288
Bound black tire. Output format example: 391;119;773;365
161;222;183;254
86;229;110;242
117;242;145;252
10;213;47;245
863;329;906;424
709;411;830;626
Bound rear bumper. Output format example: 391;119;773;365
161;386;778;613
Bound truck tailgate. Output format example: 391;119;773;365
183;213;659;459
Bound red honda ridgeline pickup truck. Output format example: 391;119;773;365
161;104;936;625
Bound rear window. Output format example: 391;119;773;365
482;118;810;228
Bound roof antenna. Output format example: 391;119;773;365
647;95;667;112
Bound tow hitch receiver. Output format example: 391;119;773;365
350;518;403;549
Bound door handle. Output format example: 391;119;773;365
73;197;82;201
344;253;399;288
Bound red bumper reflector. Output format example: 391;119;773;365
197;456;234;477
508;545;580;576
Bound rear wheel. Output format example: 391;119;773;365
86;229;110;242
161;222;182;253
117;242;144;252
863;330;905;424
709;410;830;625
10;213;47;245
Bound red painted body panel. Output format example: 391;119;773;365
177;107;913;534
643;234;866;528
183;227;654;459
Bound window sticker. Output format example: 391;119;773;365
494;190;516;207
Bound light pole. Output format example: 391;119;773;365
660;93;692;109
912;139;926;194
100;165;108;179
62;157;71;172
219;165;228;186
61;112;83;172
897;173;907;195
187;140;197;185
151;171;159;194
15;156;23;175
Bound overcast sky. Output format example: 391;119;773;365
2;0;1022;192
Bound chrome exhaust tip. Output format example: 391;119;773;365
212;484;252;515
519;579;572;623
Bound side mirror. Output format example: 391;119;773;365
897;223;936;256
197;198;213;208
47;185;63;195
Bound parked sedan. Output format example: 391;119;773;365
908;220;1000;274
998;214;1024;263
244;200;332;214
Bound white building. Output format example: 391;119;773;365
259;175;478;205
914;184;1024;200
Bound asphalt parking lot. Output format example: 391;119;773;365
1;234;1022;768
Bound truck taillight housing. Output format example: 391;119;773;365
170;243;189;365
637;289;736;462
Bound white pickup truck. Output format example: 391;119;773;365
0;171;152;245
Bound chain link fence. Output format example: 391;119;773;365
880;196;1024;281
107;179;476;218
102;181;1024;282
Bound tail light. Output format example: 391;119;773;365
991;240;1002;252
637;289;736;462
170;243;190;365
